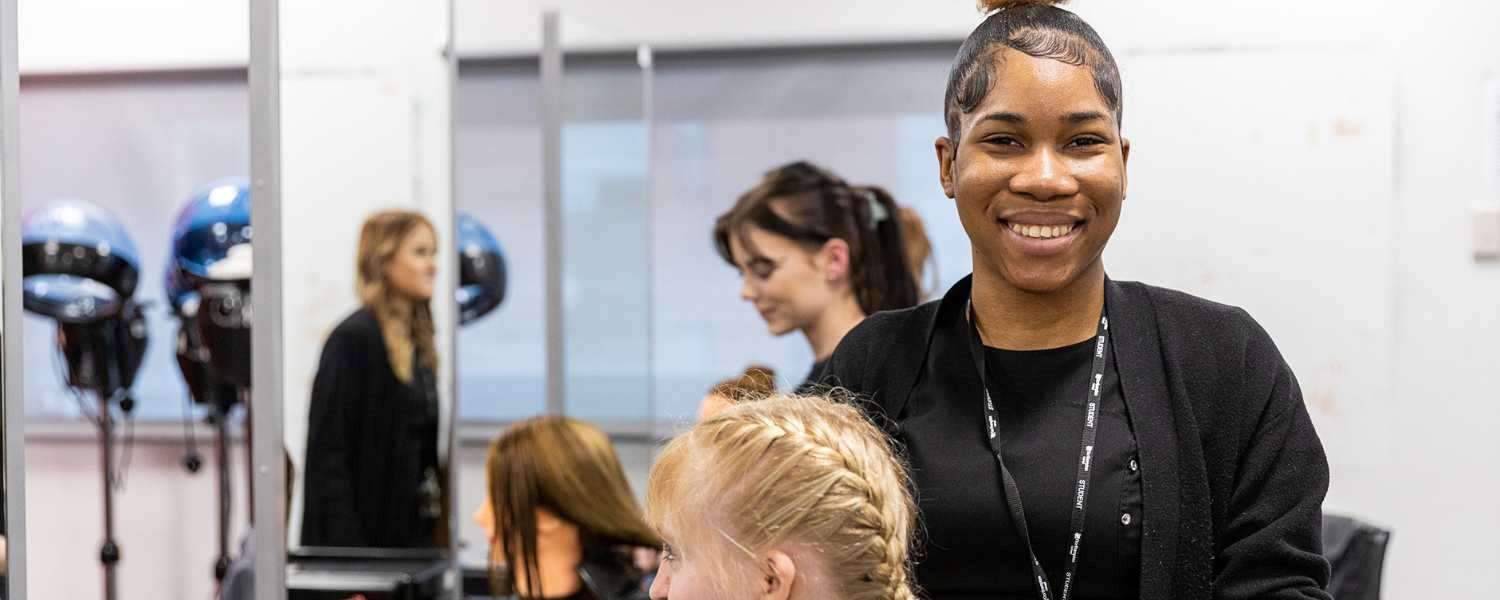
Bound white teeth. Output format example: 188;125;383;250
1008;222;1075;240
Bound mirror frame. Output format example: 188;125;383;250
248;0;287;597
1;0;27;596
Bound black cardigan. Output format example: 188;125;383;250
821;276;1332;600
302;308;439;548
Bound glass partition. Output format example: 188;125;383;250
557;14;655;435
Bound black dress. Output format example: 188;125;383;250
302;308;440;548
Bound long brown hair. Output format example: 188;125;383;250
486;416;659;599
713;161;924;315
356;210;437;383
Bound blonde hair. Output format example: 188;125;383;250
647;394;916;600
356;210;438;383
486;416;660;599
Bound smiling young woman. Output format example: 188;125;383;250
818;2;1332;600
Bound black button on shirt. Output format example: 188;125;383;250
900;335;1142;600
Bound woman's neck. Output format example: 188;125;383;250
385;294;414;321
804;294;866;362
970;261;1106;350
512;531;584;599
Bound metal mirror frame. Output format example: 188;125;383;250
0;0;26;597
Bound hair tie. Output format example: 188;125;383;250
863;189;889;228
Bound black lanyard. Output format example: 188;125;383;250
967;300;1110;600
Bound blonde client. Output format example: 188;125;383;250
646;394;916;600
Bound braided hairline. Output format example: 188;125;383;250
697;398;915;600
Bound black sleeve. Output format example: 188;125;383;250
301;329;367;547
1214;315;1332;600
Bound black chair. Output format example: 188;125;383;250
1322;513;1391;600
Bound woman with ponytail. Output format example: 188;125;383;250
713;161;926;389
303;210;446;548
821;1;1332;599
646;393;916;600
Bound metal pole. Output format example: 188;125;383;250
0;0;26;595
442;0;461;595
249;0;287;597
639;45;658;444
214;407;231;581
97;394;117;600
541;12;565;416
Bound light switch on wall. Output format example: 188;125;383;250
1476;205;1500;262
1483;76;1500;262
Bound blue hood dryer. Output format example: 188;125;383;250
21;199;149;600
165;178;255;585
456;212;507;326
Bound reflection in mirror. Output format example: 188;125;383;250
18;63;252;599
168;180;254;592
21;200;149;600
301;210;445;550
274;2;458;599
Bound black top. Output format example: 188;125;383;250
910;339;1141;599
303;308;440;548
819;276;1331;600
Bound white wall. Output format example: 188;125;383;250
16;1;1500;599
16;0;1392;73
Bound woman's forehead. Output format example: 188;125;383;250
963;49;1113;129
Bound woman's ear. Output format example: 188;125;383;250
935;136;957;199
759;550;797;600
819;238;852;284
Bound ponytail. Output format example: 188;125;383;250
850;186;919;313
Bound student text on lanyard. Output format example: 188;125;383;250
966;299;1110;600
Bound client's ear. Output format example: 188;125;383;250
536;508;565;533
760;551;797;600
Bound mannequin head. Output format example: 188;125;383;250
477;416;659;599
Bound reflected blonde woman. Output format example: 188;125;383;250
303;210;443;548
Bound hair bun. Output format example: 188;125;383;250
978;0;1069;13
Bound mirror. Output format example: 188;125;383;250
270;1;459;599
15;56;251;600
